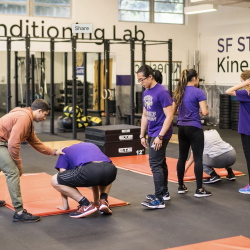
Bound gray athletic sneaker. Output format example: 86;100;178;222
0;200;5;207
13;209;40;222
146;191;171;201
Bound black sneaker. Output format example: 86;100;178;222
178;185;188;194
13;209;40;222
146;191;171;201
226;172;236;181
194;188;212;198
0;200;5;207
203;175;221;184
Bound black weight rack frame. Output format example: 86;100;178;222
2;35;172;140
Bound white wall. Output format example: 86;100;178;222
198;6;250;85
0;0;198;82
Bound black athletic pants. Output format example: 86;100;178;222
241;134;250;183
148;137;169;201
177;126;204;190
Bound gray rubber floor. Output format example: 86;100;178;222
0;120;250;250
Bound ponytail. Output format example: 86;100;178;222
174;69;197;106
153;70;162;84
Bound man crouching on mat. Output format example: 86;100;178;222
51;142;117;218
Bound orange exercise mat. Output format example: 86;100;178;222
111;155;244;183
0;173;127;217
163;236;250;250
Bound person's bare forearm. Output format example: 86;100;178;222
159;114;173;136
226;81;250;96
140;114;148;137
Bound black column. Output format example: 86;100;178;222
25;34;31;107
31;54;35;103
6;37;11;113
72;36;77;139
97;52;101;111
83;52;87;116
168;39;173;97
64;52;68;106
50;38;55;134
104;39;110;125
130;38;135;125
142;40;146;93
14;51;18;107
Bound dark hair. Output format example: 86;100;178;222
31;99;51;112
137;65;163;84
174;69;198;106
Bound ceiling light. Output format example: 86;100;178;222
184;4;218;14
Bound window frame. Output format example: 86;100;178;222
118;0;151;23
154;0;184;25
0;0;72;18
118;0;184;25
31;0;72;19
0;0;30;16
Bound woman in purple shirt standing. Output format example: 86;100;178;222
226;70;250;194
138;65;174;209
173;69;211;197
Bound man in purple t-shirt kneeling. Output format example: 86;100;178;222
51;142;117;218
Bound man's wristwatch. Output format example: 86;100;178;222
157;135;164;140
54;149;57;156
139;135;145;139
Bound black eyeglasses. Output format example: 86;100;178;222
137;77;148;83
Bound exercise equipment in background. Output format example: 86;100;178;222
62;117;72;129
85;124;143;157
89;117;102;126
219;94;231;129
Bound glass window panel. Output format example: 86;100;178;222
119;10;149;22
155;2;183;13
154;12;183;24
34;5;70;17
34;0;70;6
0;3;26;14
119;0;149;11
0;0;26;2
155;0;183;3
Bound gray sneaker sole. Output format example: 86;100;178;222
13;217;40;222
226;177;236;181
178;189;188;194
194;193;212;198
203;178;221;184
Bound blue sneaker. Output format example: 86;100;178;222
141;199;165;209
239;184;250;194
146;192;171;201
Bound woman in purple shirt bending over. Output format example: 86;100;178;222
173;69;211;197
138;65;174;209
226;70;250;194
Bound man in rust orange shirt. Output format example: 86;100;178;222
0;99;65;222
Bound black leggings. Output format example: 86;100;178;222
241;134;250;183
177;126;204;189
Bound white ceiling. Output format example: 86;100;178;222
189;0;250;8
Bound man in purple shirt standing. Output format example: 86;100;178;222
226;70;250;194
51;142;117;218
138;66;174;209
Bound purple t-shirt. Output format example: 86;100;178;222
236;90;250;136
177;86;206;129
143;83;173;139
55;142;111;171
